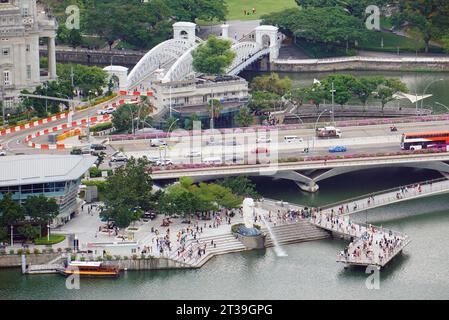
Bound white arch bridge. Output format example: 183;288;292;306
126;22;282;91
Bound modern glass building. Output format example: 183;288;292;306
0;155;96;226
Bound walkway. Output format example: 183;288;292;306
321;177;449;217
310;213;410;268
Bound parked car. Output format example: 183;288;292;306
90;144;107;151
150;139;167;147
110;152;128;162
70;148;82;155
328;146;347;153
252;147;270;154
81;147;92;155
0;151;6;156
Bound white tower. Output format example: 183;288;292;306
173;22;197;43
255;25;280;61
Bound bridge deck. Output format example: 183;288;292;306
311;214;410;268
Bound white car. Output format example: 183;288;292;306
156;159;173;166
256;136;272;143
97;107;115;115
284;135;304;143
186;151;201;158
110;152;128;162
0;151;6;156
150;139;167;147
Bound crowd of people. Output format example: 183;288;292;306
311;212;407;266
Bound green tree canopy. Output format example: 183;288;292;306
251;73;292;96
234;107;254;127
22;195;59;225
101;157;154;228
0;194;25;226
192;35;236;74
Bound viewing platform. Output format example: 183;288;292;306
310;213;410;268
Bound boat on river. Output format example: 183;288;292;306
58;261;120;278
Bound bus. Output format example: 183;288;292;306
401;131;449;151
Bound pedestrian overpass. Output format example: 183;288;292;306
125;22;281;91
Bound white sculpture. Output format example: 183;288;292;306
242;198;255;229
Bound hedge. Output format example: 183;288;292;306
90;121;113;132
34;235;66;245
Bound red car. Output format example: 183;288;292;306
252;147;270;154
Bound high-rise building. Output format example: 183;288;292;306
0;0;57;110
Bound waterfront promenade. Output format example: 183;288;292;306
310;213;410;268
321;177;449;217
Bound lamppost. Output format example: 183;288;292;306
420;78;444;114
164;118;179;162
47;224;50;242
312;109;330;152
0;83;5;128
44;82;48;114
330;82;336;124
10;225;13;246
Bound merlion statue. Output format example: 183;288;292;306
242;198;255;229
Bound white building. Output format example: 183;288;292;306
0;0;57;109
150;74;250;117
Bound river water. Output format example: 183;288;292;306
1;167;448;300
1;71;449;300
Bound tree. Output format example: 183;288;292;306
100;157;154;229
165;0;228;22
350;77;379;110
290;87;309;107
112;104;146;133
207;99;224;119
262;7;366;51
184;113;201;130
57;64;108;97
57;24;83;48
249;91;283;113
164;116;180;132
0;227;7;242
322;74;356;107
392;0;449;53
218;176;260;199
22;195;59;226
18;224;41;242
295;0;389;19
374;78;408;112
192;35;236;74
304;84;325;109
234;107;254;127
0;194;25;227
251;73;292;96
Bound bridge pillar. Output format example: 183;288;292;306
173;22;197;43
255;25;279;61
221;24;230;39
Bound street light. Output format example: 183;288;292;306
312;109;331;152
10;225;13;246
420;78;444;114
47;224;50;242
164;118;179;163
330;82;336;124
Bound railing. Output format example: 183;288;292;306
274;56;449;64
320;177;449;212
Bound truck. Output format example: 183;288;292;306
316;126;342;138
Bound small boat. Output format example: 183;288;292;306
58;261;120;278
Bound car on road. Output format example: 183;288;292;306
225;155;244;163
90;144;107;151
70;148;82;155
185;151;201;158
206;138;222;146
110;152;128;162
156;158;173;166
0;151;6;156
256;136;272;144
252;147;270;154
328;146;347;153
97;107;115;115
150;139;167;147
284;135;303;143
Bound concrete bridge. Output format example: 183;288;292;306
150;152;449;192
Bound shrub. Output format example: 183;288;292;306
80;256;85;261
25;249;31;255
114;255;121;260
9;249;14;255
96;256;103;261
57;247;62;253
71;254;77;260
123;256;128;260
132;254;138;260
16;249;23;255
90;122;113;133
106;255;113;261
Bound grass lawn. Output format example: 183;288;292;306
34;235;66;246
359;30;443;53
226;0;297;20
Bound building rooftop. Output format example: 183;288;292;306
0;155;97;187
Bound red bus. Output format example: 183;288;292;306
401;131;449;151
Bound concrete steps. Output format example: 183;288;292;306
263;221;330;247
